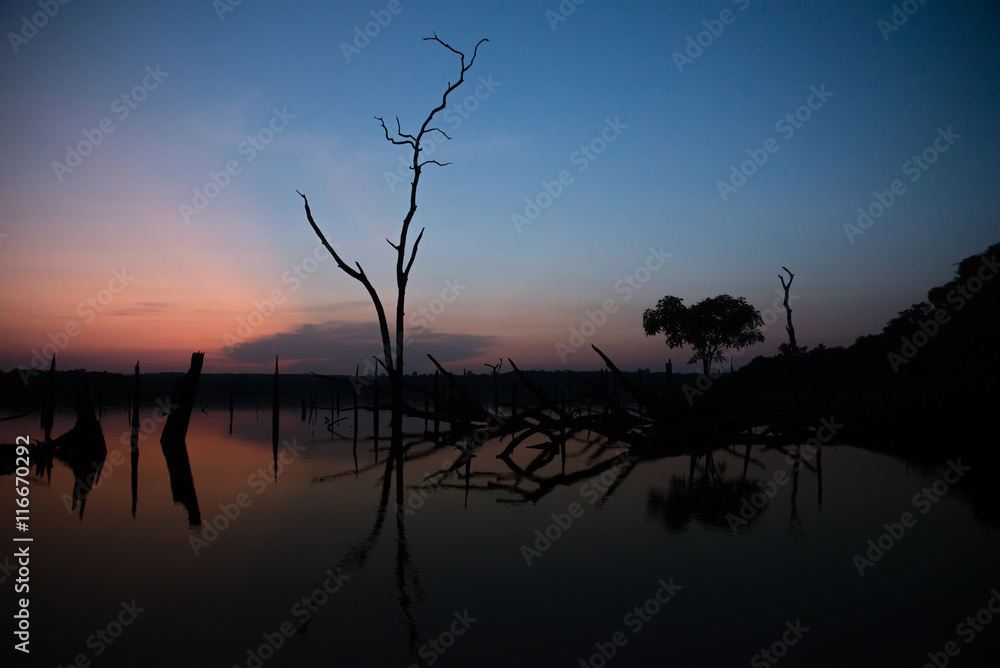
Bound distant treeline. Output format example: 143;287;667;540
0;366;704;412
699;241;999;440
3;242;996;429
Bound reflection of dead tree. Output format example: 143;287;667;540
297;35;487;445
304;429;424;656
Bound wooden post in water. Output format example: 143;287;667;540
424;377;429;431
565;371;571;412
352;364;360;450
638;369;644;420
272;356;279;474
160;352;205;446
131;361;140;519
602;369;609;415
817;443;823;507
41;354;55;442
433;370;440;438
373;363;380;444
228;386;234;435
511;377;518;418
131;362;141;446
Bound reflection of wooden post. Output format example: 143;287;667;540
228;386;234;435
161;352;205;445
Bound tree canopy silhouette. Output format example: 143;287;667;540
642;294;764;375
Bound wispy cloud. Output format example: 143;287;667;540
108;301;176;316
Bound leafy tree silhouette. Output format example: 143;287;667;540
642;294;764;375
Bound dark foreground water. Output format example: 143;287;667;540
2;408;999;667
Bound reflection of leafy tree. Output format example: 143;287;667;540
646;456;762;533
643;294;764;375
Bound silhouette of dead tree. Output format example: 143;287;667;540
779;267;798;354
297;35;487;445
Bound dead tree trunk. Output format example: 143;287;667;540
485;359;502;412
297;35;487;451
779;267;798;354
161;352;204;446
779;267;800;408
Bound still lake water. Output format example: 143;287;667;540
3;407;999;667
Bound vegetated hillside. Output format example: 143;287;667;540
705;242;999;439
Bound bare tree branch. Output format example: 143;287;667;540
375;116;415;147
296;190;395;373
394;116;416;143
426;127;452;140
403;228;424;278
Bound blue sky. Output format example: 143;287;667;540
1;0;997;375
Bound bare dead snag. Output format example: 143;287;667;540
779;267;798;355
297;36;487;442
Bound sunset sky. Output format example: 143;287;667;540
1;0;998;376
